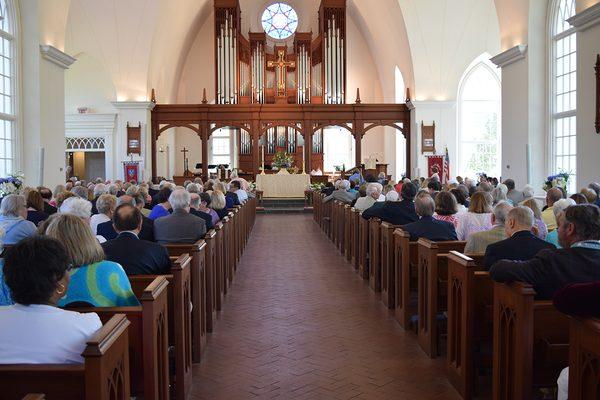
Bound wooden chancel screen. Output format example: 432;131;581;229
150;0;412;181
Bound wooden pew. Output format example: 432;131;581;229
337;202;346;254
393;229;418;329
129;255;193;400
368;218;382;292
0;314;131;400
81;276;170;400
350;208;360;270
492;282;570;399
322;197;332;237
204;229;218;331
22;395;45;400
330;200;338;245
214;220;226;303
224;212;235;284
417;238;466;358
357;214;370;279
344;205;352;262
165;240;207;363
568;317;600;399
380;222;402;308
446;251;491;399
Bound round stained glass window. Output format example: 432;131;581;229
261;3;298;40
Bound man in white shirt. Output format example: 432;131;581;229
230;180;248;203
0;236;102;364
354;183;383;212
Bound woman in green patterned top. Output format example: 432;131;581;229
42;214;139;307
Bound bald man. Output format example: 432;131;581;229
102;204;170;275
542;187;564;231
97;195;155;241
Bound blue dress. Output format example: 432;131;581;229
57;261;140;308
148;204;170;220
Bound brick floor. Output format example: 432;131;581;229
191;214;461;400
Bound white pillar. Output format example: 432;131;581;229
21;1;75;188
111;101;155;182
569;3;600;188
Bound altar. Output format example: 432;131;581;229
256;170;310;198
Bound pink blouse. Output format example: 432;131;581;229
433;214;459;228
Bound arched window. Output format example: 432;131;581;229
550;0;577;193
0;0;16;177
457;57;501;179
323;126;354;172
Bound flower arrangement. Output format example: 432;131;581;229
310;182;325;191
543;172;570;192
248;181;257;192
0;173;24;197
272;151;294;169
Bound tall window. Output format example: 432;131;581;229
210;128;232;166
0;0;15;177
550;0;577;193
458;58;501;179
323;127;354;172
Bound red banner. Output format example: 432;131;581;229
123;162;139;183
426;155;449;184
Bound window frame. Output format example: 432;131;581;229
548;0;577;193
457;57;502;179
0;0;18;177
209;128;234;167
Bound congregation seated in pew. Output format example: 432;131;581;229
464;200;511;253
541;187;564;231
432;190;460;227
490;204;600;299
400;192;457;241
0;236;102;364
323;180;357;204
101;204;171;275
97;195;155;241
0;194;37;245
148;186;173;220
361;181;418;225
89;193;115;235
455;191;493;240
154;189;207;245
25;190;49;227
483;205;556;270
545;198;575;248
42;214;139;307
210;190;229;220
199;192;220;226
230;180;248;204
190;193;214;230
353;182;383;211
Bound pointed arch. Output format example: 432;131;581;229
457;53;501;178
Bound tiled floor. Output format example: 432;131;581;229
191;214;460;399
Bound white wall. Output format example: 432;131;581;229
65;53;116;114
575;4;600;187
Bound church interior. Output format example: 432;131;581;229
1;0;600;399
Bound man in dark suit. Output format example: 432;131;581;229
490;204;600;300
102;204;171;275
154;189;206;245
189;193;213;230
225;187;241;207
97;195;154;241
401;192;457;241
484;206;556;270
362;182;419;226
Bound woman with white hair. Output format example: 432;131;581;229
90;194;117;234
545;198;576;248
59;196;107;243
0;194;37;245
491;183;509;205
354;183;381;212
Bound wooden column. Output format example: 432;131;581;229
251;118;260;177
354;120;363;168
304;120;312;173
151;119;158;181
201;122;209;180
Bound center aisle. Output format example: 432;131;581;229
191;214;460;400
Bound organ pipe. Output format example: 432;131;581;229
216;11;238;104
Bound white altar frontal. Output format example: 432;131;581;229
256;170;310;198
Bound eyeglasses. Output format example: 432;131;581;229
66;263;75;272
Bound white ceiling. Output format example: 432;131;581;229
62;0;502;103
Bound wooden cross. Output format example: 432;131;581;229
267;49;295;95
181;147;190;173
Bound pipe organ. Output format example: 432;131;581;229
214;0;346;105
